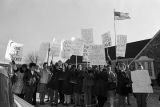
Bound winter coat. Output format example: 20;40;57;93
94;71;108;97
47;68;59;90
73;70;83;94
83;71;94;93
23;70;40;94
62;69;73;95
108;71;117;90
116;70;130;96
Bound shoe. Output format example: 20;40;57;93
40;102;45;105
51;102;58;106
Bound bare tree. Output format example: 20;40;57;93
25;51;40;64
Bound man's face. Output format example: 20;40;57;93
43;64;47;69
56;65;59;69
31;66;36;71
22;67;26;71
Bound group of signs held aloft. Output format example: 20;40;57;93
4;28;127;65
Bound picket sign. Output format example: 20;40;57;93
102;32;112;48
5;40;23;62
116;35;127;57
89;45;106;65
131;70;153;93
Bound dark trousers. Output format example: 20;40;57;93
97;96;107;107
59;90;64;103
134;93;148;107
32;87;37;105
59;80;64;103
24;86;36;104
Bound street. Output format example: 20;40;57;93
36;88;160;107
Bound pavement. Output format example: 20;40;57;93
35;88;160;107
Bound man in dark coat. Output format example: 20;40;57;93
83;67;95;107
94;67;108;107
47;63;59;106
73;65;84;106
116;63;130;107
62;64;73;105
23;63;39;105
58;63;65;104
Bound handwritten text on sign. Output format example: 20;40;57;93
5;40;23;62
102;32;112;48
116;35;127;57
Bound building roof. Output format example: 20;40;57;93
66;39;151;64
106;39;151;60
65;55;84;64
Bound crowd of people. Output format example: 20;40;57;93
0;59;153;107
9;60;137;107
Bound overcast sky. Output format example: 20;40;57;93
0;0;160;63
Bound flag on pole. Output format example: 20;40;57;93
114;11;130;20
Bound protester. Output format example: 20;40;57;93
62;63;73;106
38;62;51;105
133;64;149;107
116;62;130;107
107;64;117;107
32;65;41;105
58;61;65;104
23;63;39;104
73;65;84;107
94;66;108;107
69;65;77;105
12;64;27;99
125;64;132;105
83;67;95;107
47;63;59;106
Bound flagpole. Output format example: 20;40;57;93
52;54;53;65
47;43;50;66
76;55;77;69
114;9;117;63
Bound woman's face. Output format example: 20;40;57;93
68;65;71;69
22;67;26;71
